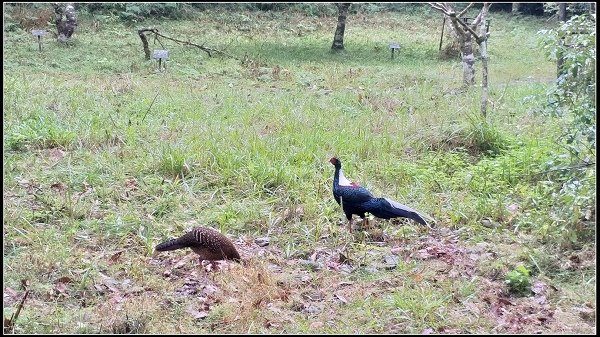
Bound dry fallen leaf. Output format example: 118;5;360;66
338;252;350;264
98;272;120;293
264;320;281;329
93;284;105;293
333;293;348;304
309;321;324;329
202;284;219;297
336;281;354;287
186;304;210;320
124;178;138;190
82;181;92;191
55;276;73;284
302;290;325;302
109;293;124;304
412;273;424;282
50;182;66;192
108;251;124;265
54;282;68;295
49;148;66;162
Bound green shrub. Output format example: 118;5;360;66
538;14;596;159
534;14;596;247
81;3;194;23
505;265;532;295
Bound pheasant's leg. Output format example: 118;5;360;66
364;217;370;229
347;218;354;233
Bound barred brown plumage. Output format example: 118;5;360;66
155;227;241;262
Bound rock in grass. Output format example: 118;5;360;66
384;255;399;270
480;218;500;229
254;237;270;247
298;259;322;271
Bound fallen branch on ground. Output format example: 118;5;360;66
3;290;30;334
137;28;237;60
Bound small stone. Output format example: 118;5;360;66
480;218;499;228
254;237;270;247
298;259;322;271
302;303;322;315
384;255;399;270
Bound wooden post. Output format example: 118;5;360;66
153;49;169;71
389;42;400;59
31;30;47;52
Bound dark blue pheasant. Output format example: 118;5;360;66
329;157;432;232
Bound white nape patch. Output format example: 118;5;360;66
339;169;354;187
385;198;415;212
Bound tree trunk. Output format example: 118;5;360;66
429;3;490;87
480;47;489;116
460;33;476;86
331;3;351;50
478;7;490;118
558;3;567;21
52;2;77;42
512;3;520;14
591;3;596;15
138;29;151;60
557;3;567;78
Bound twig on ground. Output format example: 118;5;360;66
3;289;30;334
140;92;159;124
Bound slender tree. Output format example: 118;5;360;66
331;3;351;50
558;3;567;21
477;4;491;118
429;3;479;86
429;3;492;117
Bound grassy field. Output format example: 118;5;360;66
3;7;596;334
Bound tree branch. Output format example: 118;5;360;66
457;2;474;17
430;2;481;40
454;15;481;40
137;28;238;60
472;3;489;27
428;2;449;14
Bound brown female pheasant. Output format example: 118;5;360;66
155;227;242;263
